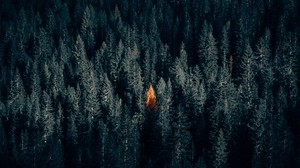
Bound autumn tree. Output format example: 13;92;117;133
146;85;157;111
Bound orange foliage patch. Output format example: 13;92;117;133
146;85;158;111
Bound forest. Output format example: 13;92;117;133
0;0;300;167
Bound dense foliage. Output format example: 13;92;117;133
0;0;300;167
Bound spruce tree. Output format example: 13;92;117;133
198;21;218;86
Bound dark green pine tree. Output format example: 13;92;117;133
171;104;192;168
18;129;30;166
272;87;295;167
249;99;267;168
57;38;71;64
43;102;64;168
235;41;259;167
40;62;51;92
127;56;143;99
212;129;228;168
143;49;151;85
81;5;96;53
45;9;57;36
54;103;63;140
40;90;63;165
29;62;42;98
128;62;144;116
156;77;173;165
41;91;55;143
274;32;299;108
6;69;26;165
198;21;218;86
27;90;55;167
179;42;188;73
220;21;231;69
185;66;207;162
211;64;237;158
254;29;273;99
208;66;235;168
56;3;71;38
7;69;26;120
182;9;192;55
184;66;206;117
238;42;258;116
130;114;141;168
12;9;30;66
157;78;172;145
100;73;114;120
23;96;32;160
118;105;140;168
49;57;65;101
94;42;107;78
74;36;100;166
81;65;101;121
233;16;249;84
109;39;123;84
66;111;79;167
156;43;170;79
172;56;186;89
33;28;54;63
27;90;43;167
65;86;80;167
74;35;89;81
97;120;108;167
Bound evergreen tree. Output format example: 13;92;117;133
255;29;273;99
74;35;89;81
156;78;173;166
119;105;140;168
66;111;79;167
275;32;299;108
7;69;26;119
33;28;54;63
46;9;57;35
97;120;107;167
41;62;51;92
179;42;188;72
212;129;227;168
249;99;267;168
100;73;114;119
81;65;100;120
171;104;192;167
143;49;151;85
49;57;65;100
220;21;231;68
81;5;96;52
272;87;295;167
236;41;259;167
198;21;218;86
156;78;172;145
109;39;123;84
41;91;55;143
239;42;257;114
173;57;186;88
